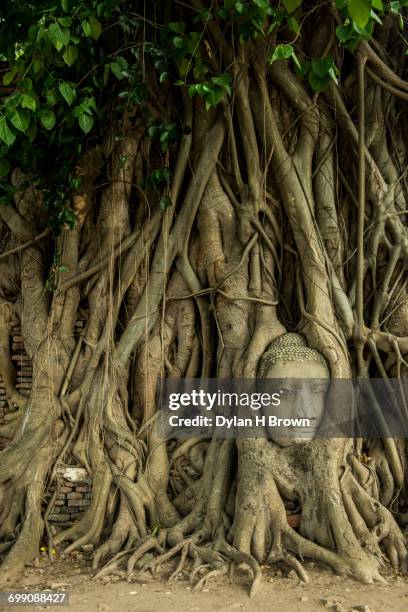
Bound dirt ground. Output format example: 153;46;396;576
2;549;408;612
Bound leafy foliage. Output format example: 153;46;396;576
268;44;301;70
0;0;406;226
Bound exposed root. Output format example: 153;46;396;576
217;541;262;598
126;535;165;577
127;537;193;579
192;566;228;592
167;543;189;582
267;547;309;583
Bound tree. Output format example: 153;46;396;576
0;0;408;592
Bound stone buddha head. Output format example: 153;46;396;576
258;333;330;446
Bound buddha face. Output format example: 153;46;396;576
264;360;329;447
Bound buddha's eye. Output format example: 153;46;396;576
279;384;295;396
311;382;328;394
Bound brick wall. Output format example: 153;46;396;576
0;323;92;526
0;325;31;450
45;467;92;528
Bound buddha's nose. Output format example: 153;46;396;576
295;387;312;418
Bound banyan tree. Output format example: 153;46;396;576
0;0;408;593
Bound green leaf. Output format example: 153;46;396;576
308;72;328;92
336;24;351;42
372;0;383;9
58;16;72;27
69;176;82;190
204;86;225;109
46;90;58;107
19;77;33;92
169;22;186;33
81;21;93;37
27;122;37;142
370;9;382;23
328;66;339;84
40;110;56;130
21;94;36;112
269;44;294;62
283;0;303;13
78;113;94;134
193;8;212;22
110;62;126;80
348;0;371;27
287;16;300;34
36;25;46;42
61;0;69;11
63;45;78;67
311;57;334;78
172;36;185;49
86;96;97;112
59;82;75;106
211;73;231;96
9;108;30;133
61;208;76;229
291;52;302;71
268;44;301;70
48;22;70;50
32;59;42;74
159;195;172;211
3;67;18;86
0;118;16;146
89;16;102;40
0;158;11;179
82;19;101;40
159;72;170;83
308;56;339;91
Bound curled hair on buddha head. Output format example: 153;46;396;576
258;332;329;378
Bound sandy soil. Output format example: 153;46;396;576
3;550;408;612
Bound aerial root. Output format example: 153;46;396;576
128;537;196;579
217;541;262;598
167;539;258;596
267;548;309;583
192;566;229;592
190;563;211;582
93;548;133;579
126;535;165;576
92;527;138;570
93;531;312;597
167;543;189;582
94;532;261;597
93;535;164;579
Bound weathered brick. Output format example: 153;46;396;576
68;498;90;507
48;506;65;513
66;491;82;499
49;513;71;522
